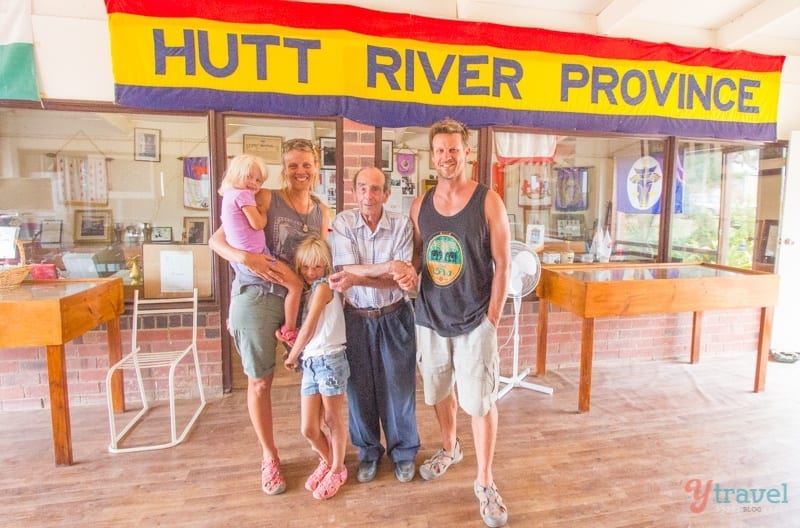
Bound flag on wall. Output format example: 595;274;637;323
183;157;210;209
0;0;40;101
616;153;683;214
104;0;784;141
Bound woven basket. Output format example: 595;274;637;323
0;241;32;290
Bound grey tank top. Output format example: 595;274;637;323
415;183;492;337
231;190;323;297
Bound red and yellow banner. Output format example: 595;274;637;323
105;0;784;141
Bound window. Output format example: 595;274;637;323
223;116;339;217
669;141;785;269
490;129;785;270
493;130;666;262
0;106;212;297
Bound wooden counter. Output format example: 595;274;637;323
535;262;779;412
0;278;125;465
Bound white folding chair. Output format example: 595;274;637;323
106;288;206;453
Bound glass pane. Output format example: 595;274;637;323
613;139;665;262
378;126;479;217
668;141;783;269
222;117;338;218
493;131;664;263
0;107;213;299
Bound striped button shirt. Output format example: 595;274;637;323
331;207;413;310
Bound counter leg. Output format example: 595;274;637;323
536;299;549;376
754;306;773;392
46;344;73;466
578;317;595;413
106;316;125;412
690;311;703;363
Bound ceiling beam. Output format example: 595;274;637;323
716;0;800;49
596;0;642;36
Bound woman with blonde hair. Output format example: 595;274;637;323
209;139;329;495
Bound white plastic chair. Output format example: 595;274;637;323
106;288;206;453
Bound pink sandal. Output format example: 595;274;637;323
313;467;348;500
305;459;331;492
261;458;286;495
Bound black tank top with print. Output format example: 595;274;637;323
415;183;492;337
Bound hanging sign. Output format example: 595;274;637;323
105;0;784;141
396;152;416;176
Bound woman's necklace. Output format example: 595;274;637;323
286;190;311;233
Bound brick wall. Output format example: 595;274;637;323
0;309;223;412
341;118;376;209
1;300;759;411
496;301;762;375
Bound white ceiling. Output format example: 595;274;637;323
314;0;800;58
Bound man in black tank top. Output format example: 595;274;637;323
410;118;511;528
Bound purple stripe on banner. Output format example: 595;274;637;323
115;85;776;142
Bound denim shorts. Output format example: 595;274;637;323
300;350;350;397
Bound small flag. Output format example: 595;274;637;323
0;0;40;101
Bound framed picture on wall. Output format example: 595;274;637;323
151;226;173;243
183;217;210;244
381;140;393;172
134;128;161;162
518;163;552;208
525;224;545;251
40;219;63;246
555;214;585;240
74;209;113;244
243;134;282;163
554;167;589;211
319;137;336;169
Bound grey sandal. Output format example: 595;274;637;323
474;480;508;527
419;437;463;480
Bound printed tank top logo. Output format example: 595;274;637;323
425;233;463;286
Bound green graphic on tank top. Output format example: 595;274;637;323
425;233;463;286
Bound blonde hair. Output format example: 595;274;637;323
294;235;333;276
428;117;470;150
218;154;268;195
280;138;320;191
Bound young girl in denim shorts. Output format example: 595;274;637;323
284;235;349;499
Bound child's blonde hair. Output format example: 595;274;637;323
218;154;268;194
294;235;333;276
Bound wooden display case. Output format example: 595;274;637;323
0;278;125;465
535;262;779;412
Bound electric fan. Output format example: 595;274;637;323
497;240;553;399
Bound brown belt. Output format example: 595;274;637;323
344;299;406;319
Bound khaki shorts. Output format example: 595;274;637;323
229;285;284;379
416;316;499;417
